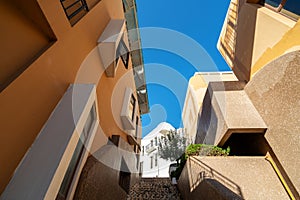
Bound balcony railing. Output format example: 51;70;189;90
60;0;89;25
146;146;156;154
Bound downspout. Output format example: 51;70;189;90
265;152;296;200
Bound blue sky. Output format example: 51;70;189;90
136;0;231;137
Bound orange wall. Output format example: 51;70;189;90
0;1;50;86
0;0;137;193
97;54;137;142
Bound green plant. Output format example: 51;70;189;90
186;144;230;157
172;144;230;180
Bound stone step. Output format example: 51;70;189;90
127;178;181;200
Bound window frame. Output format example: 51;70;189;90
57;104;97;199
120;87;137;130
150;156;153;169
60;0;89;26
116;36;130;69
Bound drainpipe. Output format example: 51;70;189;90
265;152;296;200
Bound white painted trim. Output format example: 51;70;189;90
120;87;137;130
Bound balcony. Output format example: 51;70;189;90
146;145;156;154
195;81;267;147
217;0;296;81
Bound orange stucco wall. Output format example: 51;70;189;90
0;0;139;193
0;1;51;87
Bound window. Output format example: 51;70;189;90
135;116;139;138
57;137;85;200
128;95;136;121
60;0;89;25
151;140;153;147
121;88;137;130
57;104;96;200
264;0;300;19
150;156;153;169
82;104;97;140
116;36;130;69
140;162;143;174
60;0;102;25
155;153;158;167
155;137;157;146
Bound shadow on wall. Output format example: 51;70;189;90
74;144;128;199
195;89;218;145
195;81;248;146
74;136;139;199
178;156;243;200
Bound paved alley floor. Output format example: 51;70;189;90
127;178;181;200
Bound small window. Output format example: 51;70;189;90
155;137;158;146
116;36;130;69
150;156;153;169
60;0;89;25
60;0;103;25
155;153;158;167
140;162;143;174
56;104;96;199
128;95;136;121
120;88;136;130
151;140;153;147
135;116;139;138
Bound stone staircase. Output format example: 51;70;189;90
127;178;181;200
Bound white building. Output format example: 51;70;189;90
140;122;185;178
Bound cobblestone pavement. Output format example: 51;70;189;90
127;178;181;200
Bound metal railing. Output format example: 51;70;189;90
189;156;243;197
60;0;89;22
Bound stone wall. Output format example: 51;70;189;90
245;50;300;196
177;156;288;199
